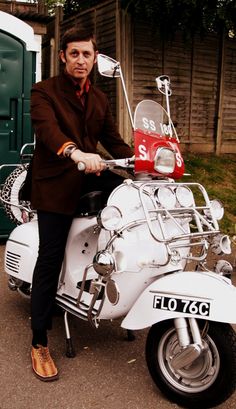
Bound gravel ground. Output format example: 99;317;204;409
0;241;236;409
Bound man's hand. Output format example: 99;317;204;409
70;149;106;175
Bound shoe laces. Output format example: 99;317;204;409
36;346;52;364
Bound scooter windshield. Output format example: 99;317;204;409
133;100;184;178
134;100;177;139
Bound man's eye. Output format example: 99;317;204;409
71;52;78;57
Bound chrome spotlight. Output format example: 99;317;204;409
93;250;115;277
204;199;224;220
97;206;122;231
215;260;233;279
155;186;176;209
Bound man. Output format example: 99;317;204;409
29;27;133;381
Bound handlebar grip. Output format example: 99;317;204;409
77;162;86;171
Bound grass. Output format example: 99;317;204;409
181;153;236;236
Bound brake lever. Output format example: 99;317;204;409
103;158;134;169
77;158;134;171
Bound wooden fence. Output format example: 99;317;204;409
132;17;236;154
45;0;236;154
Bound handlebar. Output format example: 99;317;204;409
77;158;134;171
77;162;86;171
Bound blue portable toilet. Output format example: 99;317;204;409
0;11;40;238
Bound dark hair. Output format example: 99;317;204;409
61;28;97;53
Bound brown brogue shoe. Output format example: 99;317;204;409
31;345;59;381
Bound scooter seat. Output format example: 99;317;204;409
76;190;105;216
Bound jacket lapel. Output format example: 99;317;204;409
59;73;84;113
57;73;97;120
85;87;95;121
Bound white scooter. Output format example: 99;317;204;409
1;54;236;409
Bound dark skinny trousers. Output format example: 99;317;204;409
31;210;73;335
30;171;125;345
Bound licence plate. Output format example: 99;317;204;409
153;295;210;317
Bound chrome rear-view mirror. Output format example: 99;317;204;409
97;53;134;128
97;54;121;78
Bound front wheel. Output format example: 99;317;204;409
146;320;236;408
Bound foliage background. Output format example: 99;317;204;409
183;154;236;236
44;0;236;39
121;0;236;38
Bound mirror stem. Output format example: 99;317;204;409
164;79;173;137
119;66;134;129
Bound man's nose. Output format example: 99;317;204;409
77;54;85;64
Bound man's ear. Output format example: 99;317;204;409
60;50;66;63
94;51;98;65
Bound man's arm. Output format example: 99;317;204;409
31;84;73;154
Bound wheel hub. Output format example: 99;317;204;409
159;329;220;392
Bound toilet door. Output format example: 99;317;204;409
0;31;24;165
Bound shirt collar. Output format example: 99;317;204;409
64;70;91;95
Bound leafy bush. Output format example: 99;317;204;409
182;153;236;235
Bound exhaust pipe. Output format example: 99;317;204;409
8;277;18;291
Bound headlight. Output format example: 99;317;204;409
154;147;175;174
97;206;122;230
155;186;176;209
176;186;194;207
204;199;224;220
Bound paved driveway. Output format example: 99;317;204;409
0;242;236;409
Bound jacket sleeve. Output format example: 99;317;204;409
31;83;73;154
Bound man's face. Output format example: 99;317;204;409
60;40;97;84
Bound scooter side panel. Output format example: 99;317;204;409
59;216;100;297
5;221;39;283
121;270;236;329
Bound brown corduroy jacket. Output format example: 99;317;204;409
28;72;133;215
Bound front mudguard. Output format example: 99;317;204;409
121;270;236;330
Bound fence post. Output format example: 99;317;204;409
216;30;225;156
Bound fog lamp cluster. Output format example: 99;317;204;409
155;185;194;209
